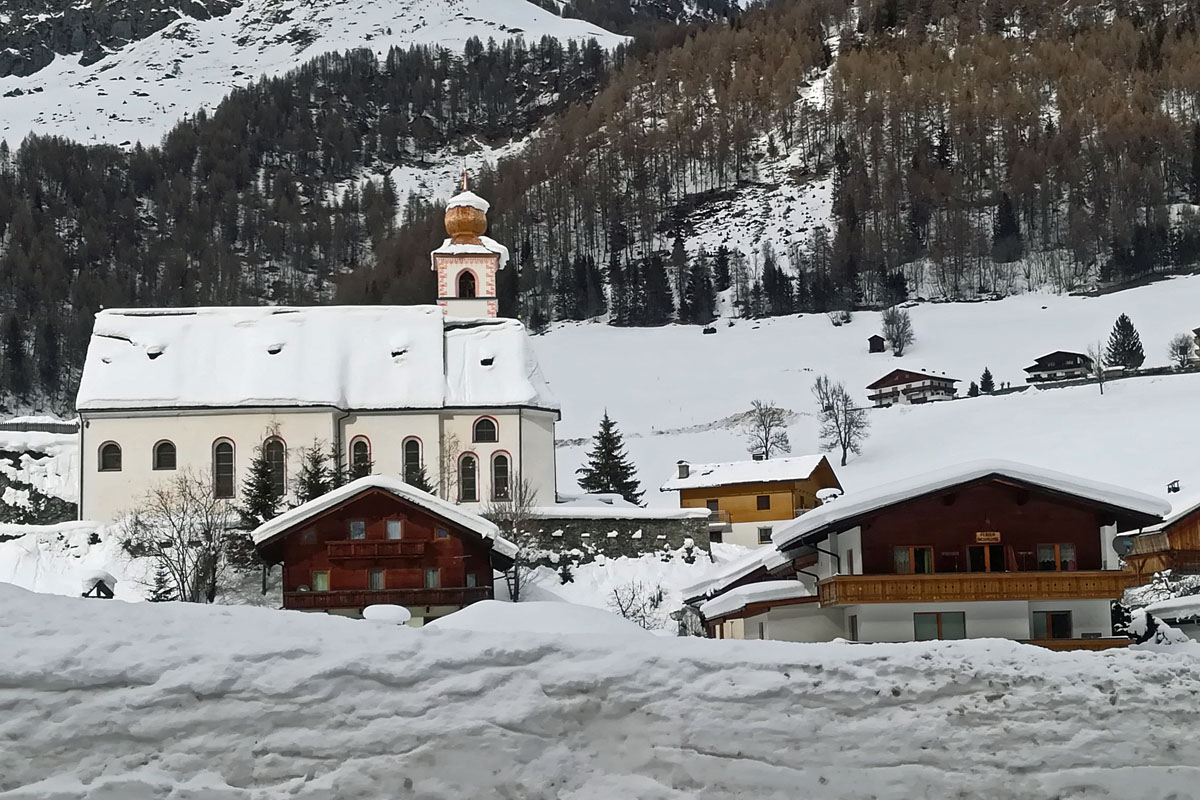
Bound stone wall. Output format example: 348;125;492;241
527;515;711;567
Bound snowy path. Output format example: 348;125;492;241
2;584;1199;799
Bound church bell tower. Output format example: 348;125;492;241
432;173;507;318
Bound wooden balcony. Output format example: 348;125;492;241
817;570;1136;605
326;540;426;560
284;587;492;610
1027;638;1131;651
1129;532;1170;555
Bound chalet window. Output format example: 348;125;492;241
264;437;286;497
706;500;719;512
1032;611;1073;639
473;418;498;443
466;573;477;588
425;568;440;588
301;528;316;544
350;437;371;477
152;441;176;470
757;495;771;511
349;520;366;540
894;546;934;574
368;569;385;591
459;455;478;502
757;527;773;545
403;438;422;484
312;571;329;592
968;545;1006;573
848;614;859;641
492;453;511;501
914;612;965;641
436;527;449;539
1037;543;1077;571
99;442;122;472
213;440;235;498
386;520;402;540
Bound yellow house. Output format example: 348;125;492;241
660;455;843;548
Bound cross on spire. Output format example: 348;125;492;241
461;161;468;191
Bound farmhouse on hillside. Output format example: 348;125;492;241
74;188;560;523
865;369;959;407
684;460;1168;650
1024;351;1093;384
252;475;515;623
660;456;842;548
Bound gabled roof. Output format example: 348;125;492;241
250;475;516;558
660;455;836;492
682;547;773;602
772;459;1170;551
75;307;557;413
698;580;815;621
867;334;885;342
865;369;959;390
1024;351;1092;372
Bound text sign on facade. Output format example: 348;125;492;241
976;531;1001;544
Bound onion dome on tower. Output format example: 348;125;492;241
431;172;509;319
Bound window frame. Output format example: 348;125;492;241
1032;610;1073;640
98;442;123;472
457;269;478;299
424;568;440;589
967;544;1007;573
894;545;935;574
472;416;499;444
756;494;771;511
913;611;966;641
436;527;449;540
465;573;477;588
757;526;773;545
349;436;371;474
312;571;329;592
213;439;235;499
459;453;479;502
491;451;511;501
368;569;385;591
152;440;176;471
348;520;366;540
1036;543;1078;572
402;437;423;482
385;519;403;540
263;436;286;496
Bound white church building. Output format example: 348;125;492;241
75;187;560;523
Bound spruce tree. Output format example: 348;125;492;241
684;250;716;324
1106;313;1146;369
405;463;434;493
980;368;995;393
147;564;176;602
576;412;643;504
294;439;332;505
968;381;980;397
991;191;1023;263
713;245;731;292
240;438;284;528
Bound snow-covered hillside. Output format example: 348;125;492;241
537;274;1200;506
3;583;1199;798
0;0;621;147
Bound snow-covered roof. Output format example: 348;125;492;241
446;190;491;213
250;475;515;558
1143;594;1200;622
75;307;556;412
866;369;959;390
660;455;834;492
682;547;772;601
431;235;511;270
772;459;1171;551
699;580;814;621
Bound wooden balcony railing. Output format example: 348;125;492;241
283;587;492;610
326;540;426;560
1129;532;1170;555
1027;638;1131;651
817;570;1136;605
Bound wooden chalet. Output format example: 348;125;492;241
253;476;516;623
1024;351;1092;383
1123;491;1200;581
866;368;958;407
686;460;1169;649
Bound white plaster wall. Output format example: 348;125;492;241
1100;523;1121;570
441;409;525;508
81;408;337;523
837;528;862;575
850;601;1033;642
725;521;778;549
1029;599;1113;637
749;605;845;642
518;410;558;506
341;412;441;485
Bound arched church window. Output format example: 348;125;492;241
458;271;477;299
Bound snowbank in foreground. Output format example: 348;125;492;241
424;599;651;636
3;584;1200;799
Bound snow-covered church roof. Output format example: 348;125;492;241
75;306;558;413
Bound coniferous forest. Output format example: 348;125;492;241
6;0;1200;411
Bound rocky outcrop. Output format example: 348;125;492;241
0;0;240;78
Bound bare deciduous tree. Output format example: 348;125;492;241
118;469;237;603
483;473;540;603
438;432;462;499
608;580;666;630
1087;341;1107;395
1169;333;1195;369
742;399;792;459
812;375;870;467
881;306;915;356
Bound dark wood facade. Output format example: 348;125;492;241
256;488;505;615
1024;351;1092;383
1124;503;1200;580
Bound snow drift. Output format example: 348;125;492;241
3;583;1200;799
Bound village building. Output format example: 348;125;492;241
1024;351;1093;383
684;460;1169;649
660;456;842;548
252;475;515;623
74;188;560;523
1122;490;1200;580
866;369;958;407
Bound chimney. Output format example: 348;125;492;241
677;461;690;479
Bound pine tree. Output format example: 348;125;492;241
576;412;643;504
294;439;332;505
713;245;731;292
968;381;980;397
980;368;995;393
1191;122;1200;205
991;191;1023;263
684;249;716;324
240;437;284;528
147;563;176;602
405;463;434;493
1106;313;1146;369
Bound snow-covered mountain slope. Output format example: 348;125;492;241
537;273;1200;506
0;0;621;147
3;582;1199;798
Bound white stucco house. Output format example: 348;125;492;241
74;188;560;524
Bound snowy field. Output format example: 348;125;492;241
2;583;1200;799
0;0;621;147
537;274;1200;507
